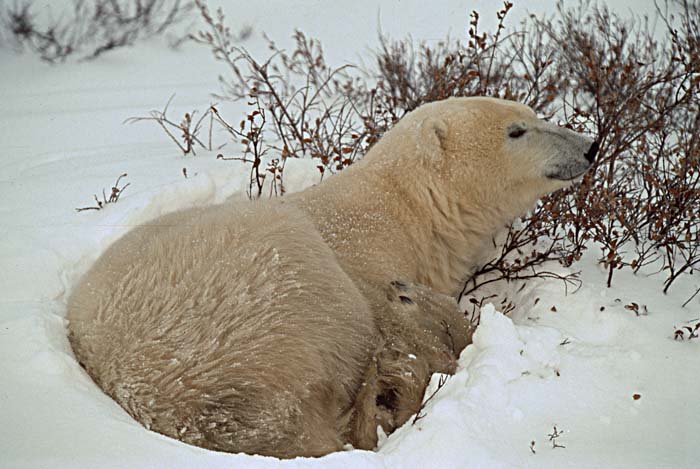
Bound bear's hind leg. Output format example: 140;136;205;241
351;280;474;445
349;339;432;449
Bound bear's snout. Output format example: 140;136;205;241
584;141;599;163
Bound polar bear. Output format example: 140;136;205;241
67;97;596;458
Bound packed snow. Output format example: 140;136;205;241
1;1;698;468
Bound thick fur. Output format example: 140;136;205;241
67;97;594;458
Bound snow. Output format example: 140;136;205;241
1;1;698;468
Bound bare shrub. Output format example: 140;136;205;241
212;97;286;198
1;0;194;62
138;0;699;304
542;1;700;290
191;0;372;181
357;0;700;302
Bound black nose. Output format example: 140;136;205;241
585;141;599;163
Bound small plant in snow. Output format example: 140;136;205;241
530;425;567;453
624;302;649;317
673;321;700;340
548;425;566;449
75;173;130;212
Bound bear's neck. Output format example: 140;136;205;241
398;176;514;297
293;159;520;298
344;160;515;296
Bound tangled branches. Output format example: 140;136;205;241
1;0;193;62
140;0;700;304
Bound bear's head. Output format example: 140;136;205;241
378;97;597;221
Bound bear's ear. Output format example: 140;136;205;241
420;117;448;154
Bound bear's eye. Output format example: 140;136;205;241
508;124;527;138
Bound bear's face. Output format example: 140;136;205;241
409;97;596;217
442;97;594;188
500;112;596;189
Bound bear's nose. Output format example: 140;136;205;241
584;141;599;163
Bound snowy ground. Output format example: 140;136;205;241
1;1;698;468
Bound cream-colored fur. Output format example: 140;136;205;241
67;97;594;458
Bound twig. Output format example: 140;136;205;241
76;173;130;212
411;374;449;425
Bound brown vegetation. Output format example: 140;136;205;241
134;0;700;303
1;0;193;62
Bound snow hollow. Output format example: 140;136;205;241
1;1;698;468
